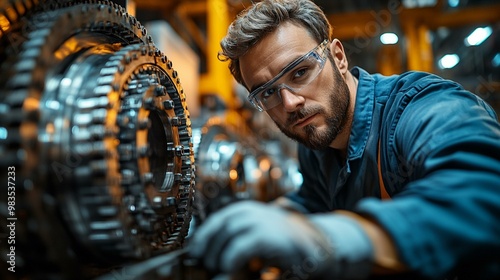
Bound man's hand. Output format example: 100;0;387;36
188;200;335;278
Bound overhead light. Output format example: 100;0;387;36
465;26;493;46
380;33;399;45
0;127;7;139
438;54;460;69
403;0;438;8
448;0;459;7
493;53;500;67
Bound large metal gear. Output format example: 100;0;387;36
0;0;195;278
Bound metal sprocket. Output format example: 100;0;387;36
0;1;195;278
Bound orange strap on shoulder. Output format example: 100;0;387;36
378;141;391;200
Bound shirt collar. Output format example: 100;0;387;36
347;67;375;160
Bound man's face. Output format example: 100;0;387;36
240;22;351;150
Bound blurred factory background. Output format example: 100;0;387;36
0;0;499;279
133;0;500;222
131;0;500;216
130;0;500;116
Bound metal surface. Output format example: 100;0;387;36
0;1;304;279
96;246;270;280
0;0;195;278
190;109;302;224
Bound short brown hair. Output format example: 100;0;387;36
219;0;332;86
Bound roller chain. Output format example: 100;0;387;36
0;1;195;279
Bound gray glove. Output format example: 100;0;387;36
188;200;374;279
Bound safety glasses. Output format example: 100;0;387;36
248;39;329;111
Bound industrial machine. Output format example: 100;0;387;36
0;0;195;278
0;1;301;279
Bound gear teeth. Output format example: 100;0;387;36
0;2;198;279
0;0;194;277
103;43;196;256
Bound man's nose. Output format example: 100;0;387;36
280;87;305;112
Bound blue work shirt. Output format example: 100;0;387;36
286;67;500;279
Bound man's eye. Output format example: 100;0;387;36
262;88;277;99
293;68;308;79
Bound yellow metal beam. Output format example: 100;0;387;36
327;3;500;72
377;44;402;75
177;1;207;16
174;7;208;56
399;3;500;71
133;0;181;11
399;3;500;29
203;0;234;108
327;10;397;40
136;1;500;106
403;22;434;72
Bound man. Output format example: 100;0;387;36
188;0;500;279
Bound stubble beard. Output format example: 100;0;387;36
275;67;351;150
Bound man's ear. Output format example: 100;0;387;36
330;39;349;74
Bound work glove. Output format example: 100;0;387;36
188;200;374;279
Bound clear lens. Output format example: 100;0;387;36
249;40;328;111
254;56;324;110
